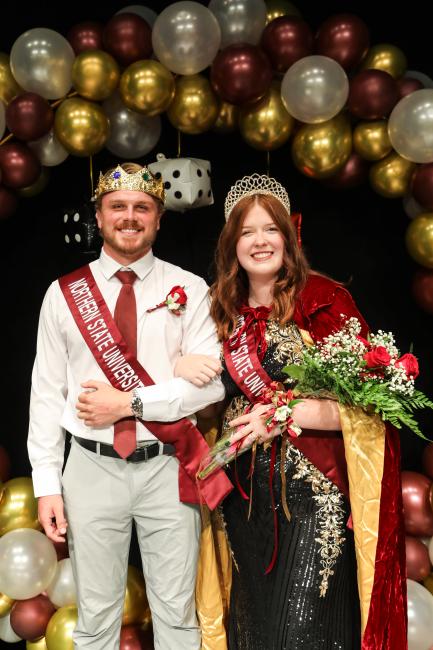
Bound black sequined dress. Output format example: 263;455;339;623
221;320;361;650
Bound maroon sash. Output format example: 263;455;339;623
224;315;350;500
59;264;233;510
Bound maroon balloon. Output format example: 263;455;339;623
316;13;370;71
0;445;11;481
0;185;18;219
120;625;153;650
323;153;369;190
397;77;424;99
0;143;40;189
67;21;104;54
211;44;272;106
405;535;431;581
402;471;433;536
423;443;433;480
347;70;399;120
10;595;56;641
412;268;433;315
6;92;54;141
412;163;433;210
52;538;70;561
261;16;313;73
103;13;152;66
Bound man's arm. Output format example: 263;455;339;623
28;283;69;541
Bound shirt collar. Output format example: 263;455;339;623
98;248;155;281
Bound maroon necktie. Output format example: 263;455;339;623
113;270;138;458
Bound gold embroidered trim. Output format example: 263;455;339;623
265;320;305;365
285;443;346;597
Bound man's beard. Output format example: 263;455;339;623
101;220;156;257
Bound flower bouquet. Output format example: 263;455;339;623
197;382;302;480
284;316;433;438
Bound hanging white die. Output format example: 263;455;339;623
148;153;214;212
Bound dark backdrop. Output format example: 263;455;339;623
0;4;432;637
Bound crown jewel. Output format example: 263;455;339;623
224;173;290;221
93;165;165;203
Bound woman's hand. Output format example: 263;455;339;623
174;354;222;387
292;398;340;430
229;403;277;449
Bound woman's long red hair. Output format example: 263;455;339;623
210;193;310;341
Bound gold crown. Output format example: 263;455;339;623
224;173;291;221
93;165;165;203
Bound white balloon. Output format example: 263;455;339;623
152;2;221;75
10;28;75;100
208;0;267;47
0;101;5;140
28;129;69;166
281;55;349;124
389;89;433;164
0;528;57;600
46;558;77;608
103;92;161;159
116;5;158;26
0;613;21;643
407;579;433;650
405;70;433;90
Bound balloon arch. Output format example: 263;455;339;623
1;2;433;648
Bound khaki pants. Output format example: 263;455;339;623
62;438;201;650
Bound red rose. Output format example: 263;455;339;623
396;353;419;379
363;345;391;368
169;285;187;305
357;335;370;349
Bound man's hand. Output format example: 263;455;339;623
38;495;68;543
174;354;222;387
76;380;132;427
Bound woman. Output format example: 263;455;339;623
176;174;406;650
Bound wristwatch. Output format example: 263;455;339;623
130;388;143;419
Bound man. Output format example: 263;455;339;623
28;162;232;650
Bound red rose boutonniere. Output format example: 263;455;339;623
147;285;187;316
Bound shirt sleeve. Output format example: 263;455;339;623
136;277;225;420
27;283;68;497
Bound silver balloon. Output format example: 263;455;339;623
46;558;77;608
0;528;57;600
281;55;349;124
10;28;75;100
389;89;433;163
28;129;69;166
0;612;21;643
208;0;267;47
116;5;158;26
404;194;425;220
152;1;221;75
0;101;5;139
407;579;433;650
405;70;433;90
103;92;161;159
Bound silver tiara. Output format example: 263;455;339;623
224;173;291;221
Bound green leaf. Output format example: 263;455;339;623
283;364;305;381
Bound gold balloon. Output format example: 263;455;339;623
0;592;14;617
167;75;218;135
239;82;294;151
361;44;407;79
0;477;40;536
45;606;77;650
423;572;433;596
72;50;119;102
18;168;50;198
120;60;174;117
405;213;433;269
266;0;301;23
0;52;22;104
27;637;48;650
353;120;392;161
122;565;150;626
213;102;239;134
369;152;415;198
54;98;109;157
292;114;352;179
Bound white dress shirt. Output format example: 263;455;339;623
28;249;224;497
